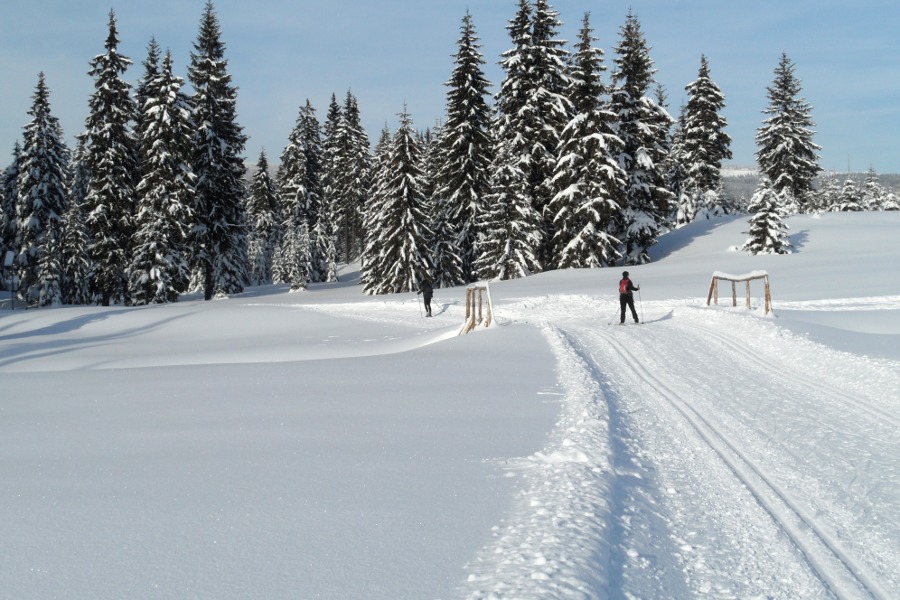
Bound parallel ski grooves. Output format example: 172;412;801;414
595;329;890;600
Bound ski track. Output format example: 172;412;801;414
591;326;894;599
469;297;900;600
300;293;900;599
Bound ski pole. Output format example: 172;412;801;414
638;288;644;324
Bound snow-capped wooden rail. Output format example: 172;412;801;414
707;270;772;315
460;283;493;334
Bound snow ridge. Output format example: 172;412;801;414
463;323;615;599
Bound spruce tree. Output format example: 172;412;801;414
491;0;542;270
681;55;732;220
134;38;161;161
332;91;371;264
743;177;791;255
276;109;314;291
814;172;841;213
611;10;673;264
317;95;343;282
82;11;138;306
548;12;625;269
246;150;279;285
1;143;20;258
834;178;863;212
189;1;249;300
360;127;392;291
495;0;534;167
16;73;70;306
296;101;325;281
882;191;900;211
473;137;543;281
755;53;821;212
427;125;466;289
524;0;571;266
434;12;493;282
362;108;433;294
61;139;92;305
861;168;887;210
130;51;196;304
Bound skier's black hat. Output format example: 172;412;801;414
622;271;629;277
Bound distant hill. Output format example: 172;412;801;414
721;164;899;204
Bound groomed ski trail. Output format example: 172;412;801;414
463;296;900;599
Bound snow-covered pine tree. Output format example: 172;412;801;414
360;127;392;291
742;176;791;255
362;108;433;295
882;191;900;211
276;107;315;292
82;11;138;306
494;0;533;166
279;218;312;292
189;1;249;300
0;187;5;265
246;150;279;285
611;10;674;264
129;51;196;304
426;124;466;289
433;11;493;283
861;168;888;210
331;91;371;264
15;73;70;306
134;38;161;163
473;137;543;281
666;104;693;227
523;0;571;267
833;178;863;212
492;0;569;267
488;0;537;270
319;94;343;273
682;56;732;195
297;101;325;281
1;143;20;259
417;127;439;209
548;12;625;269
61;138;91;305
316;213;338;283
755;53;821;213
812;172;840;213
680;55;732;222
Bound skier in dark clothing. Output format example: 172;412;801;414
619;271;640;324
418;280;433;317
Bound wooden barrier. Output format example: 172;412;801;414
707;270;772;315
461;284;493;334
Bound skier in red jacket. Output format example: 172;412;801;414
619;271;640;324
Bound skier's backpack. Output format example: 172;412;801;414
619;279;628;294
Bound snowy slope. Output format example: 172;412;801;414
1;212;898;599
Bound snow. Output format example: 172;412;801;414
2;211;899;599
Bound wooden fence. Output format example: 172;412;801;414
460;284;493;334
707;271;772;315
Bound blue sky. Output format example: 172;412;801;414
1;0;898;174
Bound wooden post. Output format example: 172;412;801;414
477;289;483;325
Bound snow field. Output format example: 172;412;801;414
1;211;899;598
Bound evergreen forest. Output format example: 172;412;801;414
2;0;898;307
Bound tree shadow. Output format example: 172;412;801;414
0;309;192;370
789;229;810;251
649;215;745;262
